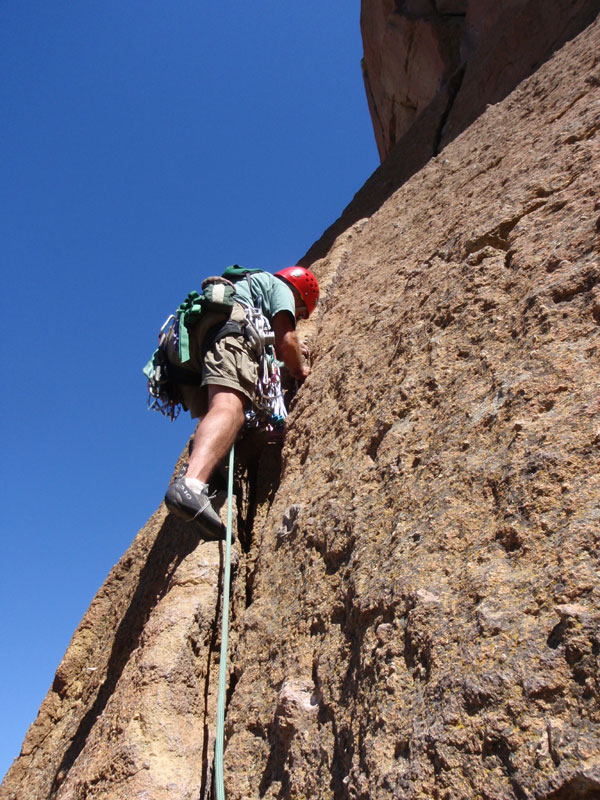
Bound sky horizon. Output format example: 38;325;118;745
1;1;378;780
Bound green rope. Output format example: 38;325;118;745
214;444;235;800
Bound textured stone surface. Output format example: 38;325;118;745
361;0;600;161
3;11;600;800
0;453;225;800
226;17;600;800
0;443;282;800
361;0;465;160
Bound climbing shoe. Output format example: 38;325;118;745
164;477;227;541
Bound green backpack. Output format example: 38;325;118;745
221;264;263;282
176;266;263;361
143;266;263;418
176;277;235;363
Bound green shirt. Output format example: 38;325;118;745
233;271;296;326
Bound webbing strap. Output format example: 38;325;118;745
214;444;234;800
176;291;204;363
202;319;246;354
163;320;246;387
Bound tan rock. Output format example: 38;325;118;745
226;17;600;799
361;0;600;161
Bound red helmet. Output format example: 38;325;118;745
275;266;320;316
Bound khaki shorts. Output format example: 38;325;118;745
165;303;259;419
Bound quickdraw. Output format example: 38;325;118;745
237;283;287;433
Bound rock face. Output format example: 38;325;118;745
3;10;600;800
361;0;600;161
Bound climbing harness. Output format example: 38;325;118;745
214;444;235;800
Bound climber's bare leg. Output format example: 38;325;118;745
186;385;247;483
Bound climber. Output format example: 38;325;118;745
163;266;319;540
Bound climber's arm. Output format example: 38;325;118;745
272;311;310;380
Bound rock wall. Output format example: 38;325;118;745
3;10;600;800
224;18;600;797
361;0;600;161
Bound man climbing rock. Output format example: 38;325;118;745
163;266;319;540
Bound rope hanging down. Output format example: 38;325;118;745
214;444;235;800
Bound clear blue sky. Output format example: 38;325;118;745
0;1;377;780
